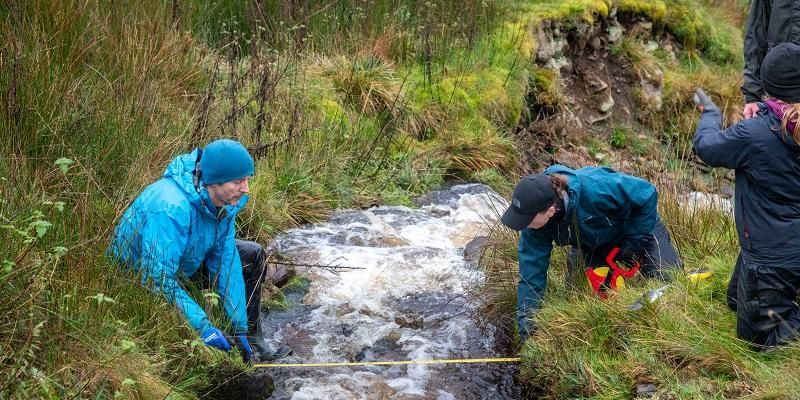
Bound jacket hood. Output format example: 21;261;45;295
163;150;201;196
544;164;581;216
163;150;249;217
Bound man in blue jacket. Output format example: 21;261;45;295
501;166;682;340
109;139;291;361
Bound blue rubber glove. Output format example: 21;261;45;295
234;334;254;362
201;327;231;351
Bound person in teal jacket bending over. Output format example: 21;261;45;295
501;165;682;340
109;139;291;361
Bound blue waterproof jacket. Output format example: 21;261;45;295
694;103;800;267
517;165;659;331
109;150;249;334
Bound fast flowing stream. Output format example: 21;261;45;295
264;184;526;399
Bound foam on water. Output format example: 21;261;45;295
268;184;516;399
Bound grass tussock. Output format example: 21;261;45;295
611;36;661;83
529;67;565;113
442;126;516;176
328;56;406;117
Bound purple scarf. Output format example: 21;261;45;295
765;98;797;134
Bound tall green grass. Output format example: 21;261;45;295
0;1;239;398
181;0;503;62
1;0;527;397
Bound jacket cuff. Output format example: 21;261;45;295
740;86;763;104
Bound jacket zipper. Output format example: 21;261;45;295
741;202;751;251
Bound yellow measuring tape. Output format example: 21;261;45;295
253;357;521;368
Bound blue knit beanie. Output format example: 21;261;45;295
199;139;255;184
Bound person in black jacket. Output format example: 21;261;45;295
732;0;800;315
694;43;800;348
741;0;800;119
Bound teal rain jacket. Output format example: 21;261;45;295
109;150;249;334
517;165;658;333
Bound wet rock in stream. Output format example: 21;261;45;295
203;368;274;400
394;312;424;329
366;381;398;399
338;323;355;337
354;330;403;361
413;182;494;208
464;235;488;268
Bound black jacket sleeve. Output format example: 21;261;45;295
741;0;770;104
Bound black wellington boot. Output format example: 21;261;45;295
248;318;293;361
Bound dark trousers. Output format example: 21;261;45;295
569;219;683;279
236;239;269;333
726;253;743;311
735;260;800;348
195;240;268;333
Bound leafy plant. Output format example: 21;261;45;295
609;126;629;149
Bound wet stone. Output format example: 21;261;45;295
353;346;370;362
283;379;304;393
327;210;371;225
205;368;274;400
370;208;430;228
636;383;657;397
464;236;488;267
368;235;410;247
428;207;451;218
268;266;296;288
367;381;398;400
394;313;424;330
334;304;356;317
343;234;365;247
354;330;403;361
338;323;355;337
358;307;374;317
393;394;427;400
413;183;492;207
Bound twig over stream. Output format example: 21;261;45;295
268;257;363;276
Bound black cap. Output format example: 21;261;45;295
761;43;800;103
501;174;556;231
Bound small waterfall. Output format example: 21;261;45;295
265;184;524;399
